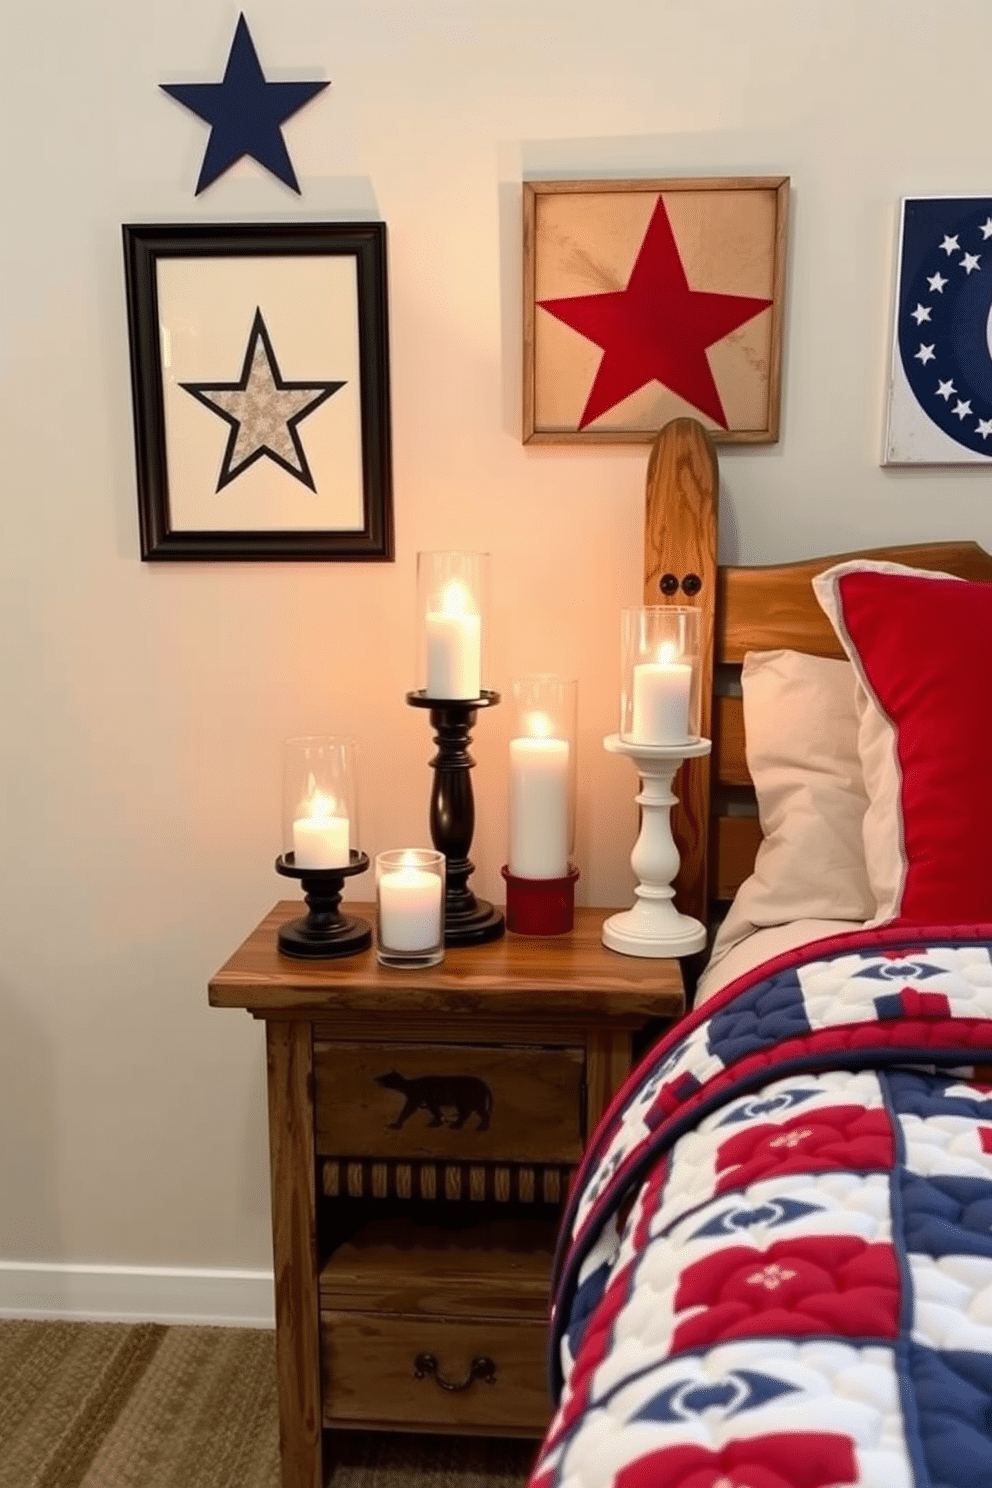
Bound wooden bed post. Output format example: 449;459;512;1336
643;417;718;933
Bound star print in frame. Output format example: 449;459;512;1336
883;196;992;464
180;309;344;492
160;13;329;195
522;176;789;445
122;222;393;560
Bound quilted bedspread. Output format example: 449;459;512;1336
530;925;992;1488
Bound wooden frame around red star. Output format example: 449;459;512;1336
523;176;789;445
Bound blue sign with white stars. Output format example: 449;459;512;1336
888;195;992;462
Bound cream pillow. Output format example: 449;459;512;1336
706;648;874;973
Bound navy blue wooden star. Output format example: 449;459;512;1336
160;14;329;195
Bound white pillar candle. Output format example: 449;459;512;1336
509;722;570;880
630;643;692;744
292;792;351;868
378;861;444;951
425;581;481;699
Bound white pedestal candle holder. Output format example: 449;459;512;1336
601;734;712;958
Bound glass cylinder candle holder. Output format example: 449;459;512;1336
619;607;701;745
282;736;360;868
416;551;490;700
507;675;577;880
503;675;579;935
375;849;446;968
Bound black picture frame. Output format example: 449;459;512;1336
122;222;394;561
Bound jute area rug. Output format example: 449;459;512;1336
0;1321;536;1488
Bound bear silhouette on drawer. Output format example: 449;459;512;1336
314;1040;584;1163
375;1070;494;1131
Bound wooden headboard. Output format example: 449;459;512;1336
646;416;992;946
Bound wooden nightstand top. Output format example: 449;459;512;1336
209;902;685;1021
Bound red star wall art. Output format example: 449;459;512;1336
523;176;789;444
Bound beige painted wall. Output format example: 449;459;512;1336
3;0;992;1285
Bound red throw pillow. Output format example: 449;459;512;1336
814;560;992;925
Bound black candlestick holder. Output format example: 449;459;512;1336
274;850;372;959
406;690;506;946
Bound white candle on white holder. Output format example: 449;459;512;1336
630;642;692;744
425;581;481;699
292;791;350;868
509;713;570;880
378;854;444;951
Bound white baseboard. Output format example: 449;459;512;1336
0;1261;275;1328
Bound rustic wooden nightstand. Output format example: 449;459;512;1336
209;903;684;1488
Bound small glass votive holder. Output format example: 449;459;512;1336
282;736;359;868
375;849;446;968
619;607;701;745
416;551;490;700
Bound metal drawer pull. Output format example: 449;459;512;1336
413;1352;497;1391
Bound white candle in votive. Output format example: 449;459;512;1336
509;714;570;880
378;856;444;951
292;792;351;868
630;642;692;744
425;581;481;699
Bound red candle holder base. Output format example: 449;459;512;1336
501;864;580;936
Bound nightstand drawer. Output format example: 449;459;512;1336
320;1216;554;1433
321;1313;549;1433
313;1040;584;1164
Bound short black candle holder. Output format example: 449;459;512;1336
274;850;373;959
406;690;506;946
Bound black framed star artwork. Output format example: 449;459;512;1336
522;177;789;445
884;196;992;465
122;222;393;560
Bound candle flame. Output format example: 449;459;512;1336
657;640;677;666
524;710;554;739
308;789;334;821
399;849;421;868
441;580;470;617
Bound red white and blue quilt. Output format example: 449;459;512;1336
530;925;992;1488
